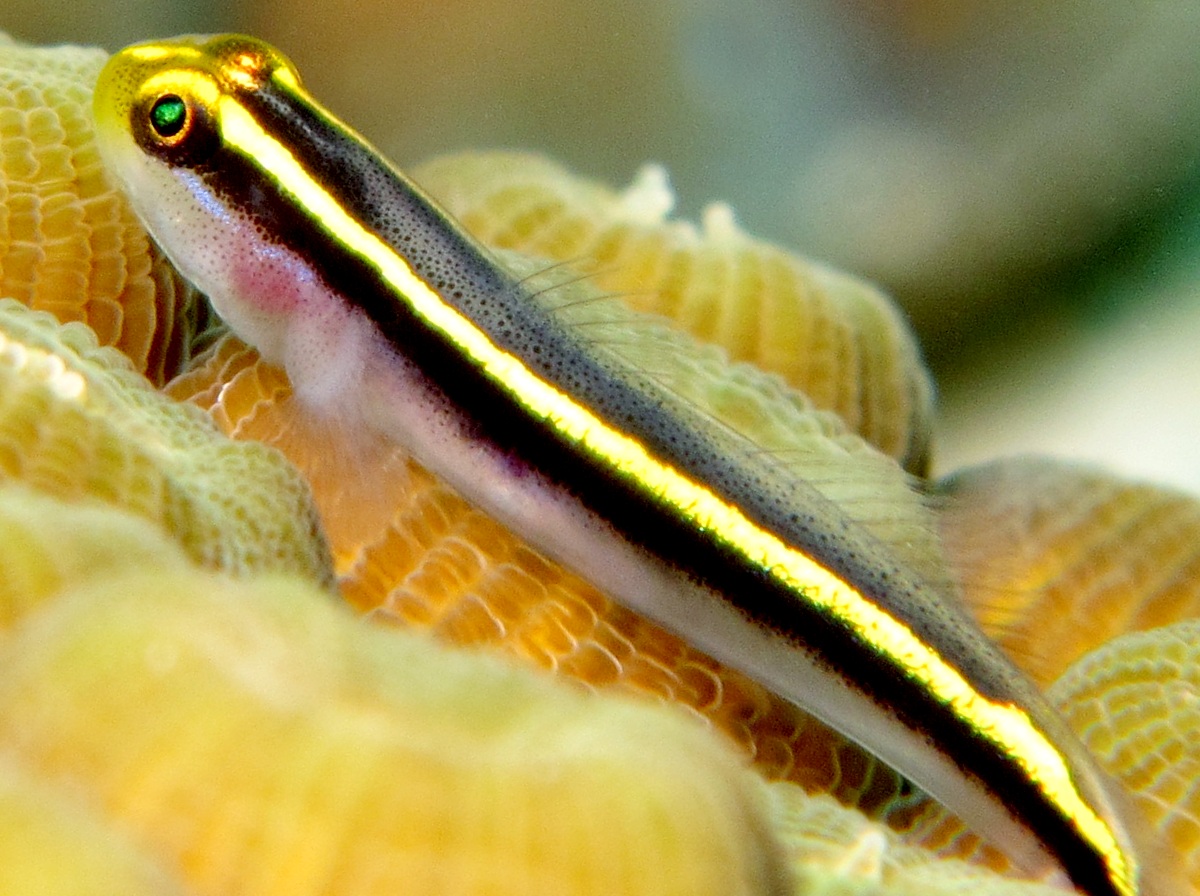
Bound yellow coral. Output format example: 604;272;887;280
0;34;202;384
936;457;1200;686
0;298;332;586
0;490;790;896
0;756;188;895
1050;620;1200;888
3;28;1200;896
763;789;1067;896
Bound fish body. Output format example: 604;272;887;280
93;35;1142;896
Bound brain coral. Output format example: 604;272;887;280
1;29;1198;896
0;298;332;587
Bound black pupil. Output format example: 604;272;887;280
149;95;187;138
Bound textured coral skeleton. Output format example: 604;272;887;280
0;32;1196;895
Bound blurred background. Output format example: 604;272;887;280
6;0;1200;490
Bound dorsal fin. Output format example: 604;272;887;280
497;248;956;604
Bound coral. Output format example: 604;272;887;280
2;29;1199;895
0;755;188;895
936;457;1200;686
0;33;203;384
763;789;1067;896
0;298;333;586
1050;620;1200;888
0;487;789;895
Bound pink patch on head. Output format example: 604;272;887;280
191;207;348;366
228;238;320;315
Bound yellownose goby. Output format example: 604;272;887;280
92;34;1148;896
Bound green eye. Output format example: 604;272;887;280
149;95;188;138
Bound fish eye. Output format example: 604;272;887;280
134;87;219;168
149;94;188;139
